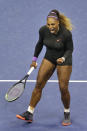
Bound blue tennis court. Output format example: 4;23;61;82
0;0;87;130
1;82;87;131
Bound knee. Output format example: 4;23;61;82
59;81;68;94
36;79;42;87
35;79;45;91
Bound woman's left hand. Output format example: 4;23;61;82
56;57;65;64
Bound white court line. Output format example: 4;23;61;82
0;80;87;82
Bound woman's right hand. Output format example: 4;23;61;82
30;61;37;69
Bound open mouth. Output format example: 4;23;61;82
50;28;55;31
50;28;55;33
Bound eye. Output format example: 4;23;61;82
47;24;50;26
51;23;55;26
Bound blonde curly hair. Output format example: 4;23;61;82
48;9;73;31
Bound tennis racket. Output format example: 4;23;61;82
5;67;35;102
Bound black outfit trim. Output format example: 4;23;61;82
34;25;74;66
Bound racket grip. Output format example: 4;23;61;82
27;67;34;75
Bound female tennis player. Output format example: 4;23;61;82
16;9;74;126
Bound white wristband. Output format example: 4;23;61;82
61;57;65;62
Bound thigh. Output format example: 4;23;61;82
57;66;72;82
37;58;56;82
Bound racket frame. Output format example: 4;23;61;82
5;67;35;102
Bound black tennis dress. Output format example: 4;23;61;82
33;25;74;65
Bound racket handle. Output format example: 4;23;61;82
27;67;34;75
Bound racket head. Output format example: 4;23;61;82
5;82;25;102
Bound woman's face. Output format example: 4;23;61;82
47;17;59;34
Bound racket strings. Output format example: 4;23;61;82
5;67;34;102
6;83;25;101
